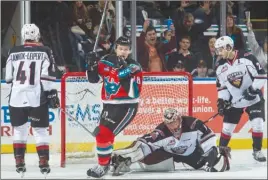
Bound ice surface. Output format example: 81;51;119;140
1;150;267;179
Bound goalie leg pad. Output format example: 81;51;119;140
113;141;145;163
138;157;175;172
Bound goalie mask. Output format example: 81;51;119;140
163;108;180;124
21;23;40;42
163;108;182;137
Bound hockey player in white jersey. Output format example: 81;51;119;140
110;108;231;175
5;24;60;176
214;36;267;162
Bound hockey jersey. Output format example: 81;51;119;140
138;116;216;157
216;50;267;108
5;43;55;107
87;54;143;104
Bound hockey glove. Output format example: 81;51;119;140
86;51;99;71
243;86;261;101
217;99;231;116
117;56;128;69
47;89;60;109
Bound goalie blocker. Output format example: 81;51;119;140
112;108;231;174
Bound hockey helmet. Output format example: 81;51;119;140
115;36;131;49
214;36;234;50
163;108;180;124
21;24;40;42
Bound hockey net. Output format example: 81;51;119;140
59;72;193;167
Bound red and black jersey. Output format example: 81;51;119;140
96;54;143;104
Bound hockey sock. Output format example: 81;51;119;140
252;132;263;151
13;123;29;160
250;118;264;151
96;125;115;166
220;123;236;147
32;128;49;160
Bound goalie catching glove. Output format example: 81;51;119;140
46;89;60;109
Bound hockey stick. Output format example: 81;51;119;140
93;0;109;52
203;96;244;124
59;107;100;137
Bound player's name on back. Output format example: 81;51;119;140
9;52;46;61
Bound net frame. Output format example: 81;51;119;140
60;72;193;167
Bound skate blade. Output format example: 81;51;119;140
20;172;25;178
43;172;48;179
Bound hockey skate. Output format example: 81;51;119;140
87;164;110;178
15;156;26;178
253;150;266;162
39;156;51;178
111;154;131;176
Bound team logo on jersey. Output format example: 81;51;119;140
103;77;121;99
227;71;244;88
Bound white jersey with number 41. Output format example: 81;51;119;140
5;44;56;107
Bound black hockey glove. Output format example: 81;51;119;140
243;86;261;101
117;56;128;69
217;99;231;116
86;51;99;72
47;89;60;109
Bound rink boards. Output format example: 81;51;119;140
1;78;267;153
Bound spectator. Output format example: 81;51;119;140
137;20;176;72
193;60;209;78
247;22;267;72
172;2;212;54
167;36;196;73
161;28;177;61
193;1;213;25
225;13;246;50
200;36;218;69
172;60;186;72
73;1;93;38
88;0;116;43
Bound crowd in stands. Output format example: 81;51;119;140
2;1;267;79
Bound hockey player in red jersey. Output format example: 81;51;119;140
5;24;59;177
214;36;267;162
86;36;143;178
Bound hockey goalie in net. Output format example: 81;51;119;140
111;108;231;175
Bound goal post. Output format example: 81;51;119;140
60;72;193;167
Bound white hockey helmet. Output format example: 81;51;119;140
163;108;180;124
214;36;234;50
21;23;40;42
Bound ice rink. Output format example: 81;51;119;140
1;149;267;179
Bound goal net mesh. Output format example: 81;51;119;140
59;72;192;167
